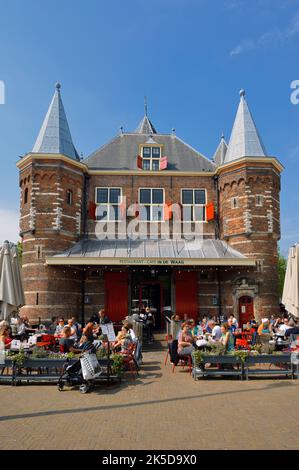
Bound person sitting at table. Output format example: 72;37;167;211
178;322;194;356
98;309;111;325
67;318;78;341
228;318;237;335
16;317;27;341
59;326;82;354
205;319;213;334
257;318;273;336
71;316;82;339
0;323;12;349
21;315;31;328
189;319;199;337
219;323;235;352
79;322;96;351
113;325;133;353
277;316;291;336
228;313;239;329
171;313;181;322
208;320;222;343
122;320;136;342
55;318;65;337
284;319;299;338
200;316;208;331
49;316;58;333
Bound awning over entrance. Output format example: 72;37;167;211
46;238;256;267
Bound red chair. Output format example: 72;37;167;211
120;343;138;380
235;338;250;350
36;334;56;350
172;354;192;374
164;334;173;366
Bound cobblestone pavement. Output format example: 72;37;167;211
0;334;299;450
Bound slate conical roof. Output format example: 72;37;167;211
135;114;157;134
32;83;79;161
213;133;227;166
224;90;267;164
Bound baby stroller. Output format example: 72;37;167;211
58;343;103;394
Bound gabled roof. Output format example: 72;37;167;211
85;132;215;172
213;134;227;166
135;114;157;134
224;90;267;164
32;83;79;161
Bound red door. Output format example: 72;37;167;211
239;296;254;325
175;271;198;320
104;271;128;323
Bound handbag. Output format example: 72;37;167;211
80;353;103;380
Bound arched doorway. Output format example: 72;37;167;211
239;296;254;326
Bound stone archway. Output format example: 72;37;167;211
232;277;259;322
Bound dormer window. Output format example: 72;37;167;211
138;143;167;171
141;145;161;170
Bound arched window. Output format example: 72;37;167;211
24;187;28;204
67;189;73;205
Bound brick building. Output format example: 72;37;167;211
17;84;283;326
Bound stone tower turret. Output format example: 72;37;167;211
17;84;86;322
217;90;283;320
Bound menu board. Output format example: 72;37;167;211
101;323;116;342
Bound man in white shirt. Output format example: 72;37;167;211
278;317;292;335
208;320;222;342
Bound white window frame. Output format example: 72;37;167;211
181;188;207;222
95;187;122;221
141;145;162;171
138;188;165;222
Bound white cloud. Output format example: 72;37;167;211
230;10;299;57
0;209;19;244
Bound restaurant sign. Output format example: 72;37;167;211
119;258;185;266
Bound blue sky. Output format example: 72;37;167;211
0;0;298;254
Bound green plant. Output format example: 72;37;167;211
8;348;26;366
208;343;226;356
111;353;124;377
98;334;108;342
231;349;249;364
31;347;48;359
251;344;263;354
96;347;108;359
193;350;204;366
278;250;287;299
66;352;76;359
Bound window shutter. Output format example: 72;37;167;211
206;202;215;221
120;201;126;219
164;202;172;221
137;155;143;169
135;203;140;219
160;156;168;170
88;201;97;220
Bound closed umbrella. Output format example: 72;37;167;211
282;244;299;318
0;241;25;320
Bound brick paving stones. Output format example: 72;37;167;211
0;335;298;450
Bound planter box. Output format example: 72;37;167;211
12;358;116;385
192;355;243;380
0;360;14;384
244;354;294;380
